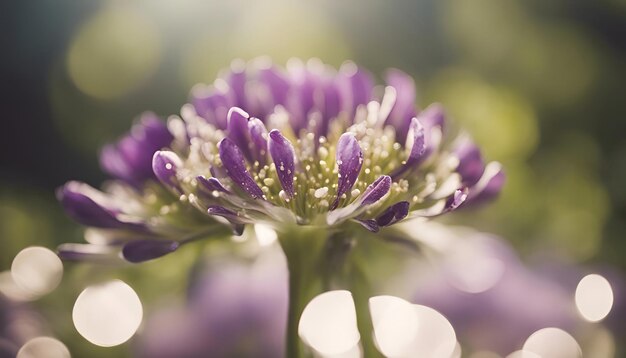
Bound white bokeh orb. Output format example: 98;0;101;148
17;337;70;358
72;279;143;347
11;247;63;297
298;290;360;356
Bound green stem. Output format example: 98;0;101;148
278;226;327;358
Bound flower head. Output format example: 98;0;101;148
58;58;503;262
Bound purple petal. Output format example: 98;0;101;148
218;138;264;199
248;118;269;165
406;118;426;163
268;129;296;197
360;176;392;206
57;243;119;262
191;89;231;129
207;205;242;222
468;164;505;204
332;133;363;209
196;175;230;193
259;65;290;107
152;151;183;191
376;201;410;227
339;63;374;111
227;65;248;109
385;69;417;143
445;188;469;212
417;103;445;130
100;113;173;186
391;118;426;178
454;138;485;186
227;107;253;162
122;239;180;263
355;219;379;233
58;182;131;229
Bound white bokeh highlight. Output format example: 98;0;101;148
254;223;278;246
370;295;456;358
17;337;71;358
575;274;613;322
523;327;582;358
298;290;360;356
72;279;143;347
11;247;63;297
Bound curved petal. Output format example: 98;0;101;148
218;138;264;199
122;239;180;263
332;133;363;209
268;129;296;197
375;201;410;227
152;151;183;192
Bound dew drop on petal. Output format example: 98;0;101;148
11;247;63;297
73;280;143;347
299;290;360;356
523;327;582;358
575;274;613;322
17;337;71;358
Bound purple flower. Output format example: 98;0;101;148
409;228;579;355
100;112;174;188
58;59;503;262
135;253;287;358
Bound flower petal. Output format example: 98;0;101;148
268;129;296;197
206;205;241;221
152;151;183;192
122;239;180;263
467;162;505;204
191;88;231;129
445;187;469;212
360;176;392;206
355;218;379;233
57;182;134;229
218;138;265;199
196;175;230;193
57;243;120;262
248;118;269;165
385;69;416;142
332;133;363;209
376;201;410;227
391;118;426;178
227;107;253;162
259;65;290;107
418;103;445;130
454;137;485;186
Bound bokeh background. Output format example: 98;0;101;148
1;0;625;356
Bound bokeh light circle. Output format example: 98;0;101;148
17;337;70;358
11;246;63;297
73;279;143;347
370;296;456;358
575;274;613;322
298;290;360;356
523;327;582;358
66;5;161;100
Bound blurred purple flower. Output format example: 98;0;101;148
411;232;579;355
0;296;48;358
136;252;287;358
57;58;503;262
